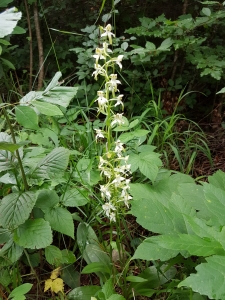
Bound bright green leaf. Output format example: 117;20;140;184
14;219;52;249
0;192;37;230
32;100;63;116
15;106;39;130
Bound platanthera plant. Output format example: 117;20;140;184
93;24;132;222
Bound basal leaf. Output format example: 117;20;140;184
14;219;52;249
179;255;225;299
32;100;63;116
15;106;39;130
44;207;74;238
0;191;37;229
81;262;111;274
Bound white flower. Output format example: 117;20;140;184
95;129;104;141
112;174;125;187
102;202;116;217
102;42;112;54
100;185;111;199
108;74;121;92
114;140;124;155
99;156;107;168
92;64;106;79
101;24;115;44
121;190;132;207
95;91;108;112
93;47;105;65
113;55;124;69
109;212;116;222
114;94;124;108
111;113;124;127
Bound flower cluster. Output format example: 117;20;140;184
93;24;132;222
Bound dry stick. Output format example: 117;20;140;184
33;1;44;90
24;0;33;91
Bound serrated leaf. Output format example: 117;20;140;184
35;189;59;212
61;188;89;207
0;133;13;172
0;239;23;266
32;100;63;116
45;246;62;266
138;152;162;182
14;219;52;249
0;7;22;38
44;207;74;238
35;86;78;108
0;192;37;229
179;255;225;299
15;106;39;130
31;147;70;179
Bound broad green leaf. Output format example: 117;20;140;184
45;245;62;266
132;237;179;261
0;7;21;38
0;141;26;152
19;91;36;104
31;147;70;179
81;262;111;274
118;129;149;143
61;249;76;264
0;57;15;69
203;184;225;226
11;25;26;34
61;188;89;207
14;219;52;249
35;86;78;108
202;7;211;16
179;255;225;299
31;100;63;116
130;194;189;234
15;106;39;130
44;207;74;238
0;0;13;7
0;192;37;229
67;286;101;300
145;41;156;50
138;152;162;182
208;170;225;190
9;283;32;299
0;239;23;266
61;265;80;289
158;38;173;50
35;189;59;212
144;234;224;257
